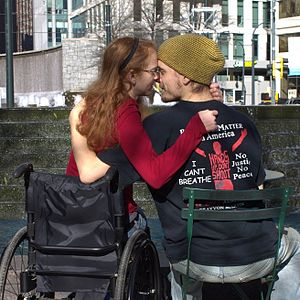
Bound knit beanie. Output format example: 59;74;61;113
158;34;225;85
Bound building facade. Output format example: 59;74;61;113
277;0;300;100
0;0;33;53
2;0;300;104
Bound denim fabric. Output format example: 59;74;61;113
170;270;203;300
127;207;148;237
171;227;300;300
272;227;300;300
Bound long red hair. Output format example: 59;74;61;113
77;37;156;152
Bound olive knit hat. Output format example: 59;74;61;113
158;34;225;85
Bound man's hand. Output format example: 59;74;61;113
209;82;223;102
198;110;218;132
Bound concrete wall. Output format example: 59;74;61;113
0;47;63;94
0;37;101;100
0;105;299;219
62;38;101;92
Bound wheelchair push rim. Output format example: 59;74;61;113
0;226;32;300
114;230;161;300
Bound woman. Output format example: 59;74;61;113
66;36;220;234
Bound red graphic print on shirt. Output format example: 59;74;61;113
195;128;248;190
208;141;233;190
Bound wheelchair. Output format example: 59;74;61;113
0;163;162;300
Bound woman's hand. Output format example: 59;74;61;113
198;109;218;132
209;82;223;102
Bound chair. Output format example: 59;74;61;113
181;186;293;300
0;163;161;300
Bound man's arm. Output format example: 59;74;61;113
98;147;141;187
142;113;170;155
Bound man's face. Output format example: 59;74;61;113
157;60;183;103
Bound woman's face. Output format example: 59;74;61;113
131;49;159;98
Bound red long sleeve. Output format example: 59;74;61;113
116;99;207;189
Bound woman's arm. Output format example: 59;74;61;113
69;102;110;183
70;100;217;186
117;100;217;189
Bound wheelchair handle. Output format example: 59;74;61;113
13;162;33;178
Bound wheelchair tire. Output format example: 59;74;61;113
0;226;33;300
114;230;161;300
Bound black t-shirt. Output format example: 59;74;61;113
100;100;277;266
142;100;277;266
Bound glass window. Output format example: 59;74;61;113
56;0;63;9
253;34;258;60
279;0;300;18
237;0;243;27
72;0;83;11
233;34;244;60
279;35;288;53
263;1;270;27
288;77;300;98
48;27;52;47
225;89;234;104
134;0;142;21
279;33;300;53
222;0;228;26
205;0;222;5
266;34;270;60
72;13;86;38
252;1;258;28
218;33;229;59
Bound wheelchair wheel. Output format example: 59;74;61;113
0;226;35;300
114;230;161;299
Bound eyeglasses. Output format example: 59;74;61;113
141;67;161;76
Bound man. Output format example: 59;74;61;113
100;34;300;299
140;34;300;300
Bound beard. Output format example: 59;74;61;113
161;80;182;103
161;93;181;103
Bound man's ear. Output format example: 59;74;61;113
182;76;191;86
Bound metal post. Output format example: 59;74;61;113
52;0;56;47
67;0;72;38
270;0;276;104
105;2;111;45
236;41;246;105
5;0;14;108
241;46;246;104
251;36;255;105
251;22;265;105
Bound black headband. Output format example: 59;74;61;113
119;38;139;71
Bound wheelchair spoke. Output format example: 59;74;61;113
114;230;161;299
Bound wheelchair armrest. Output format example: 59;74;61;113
13;162;33;178
104;167;118;181
104;167;119;194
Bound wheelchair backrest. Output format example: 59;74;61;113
27;171;119;249
22;166;127;293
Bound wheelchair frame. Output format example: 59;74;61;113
0;163;162;300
